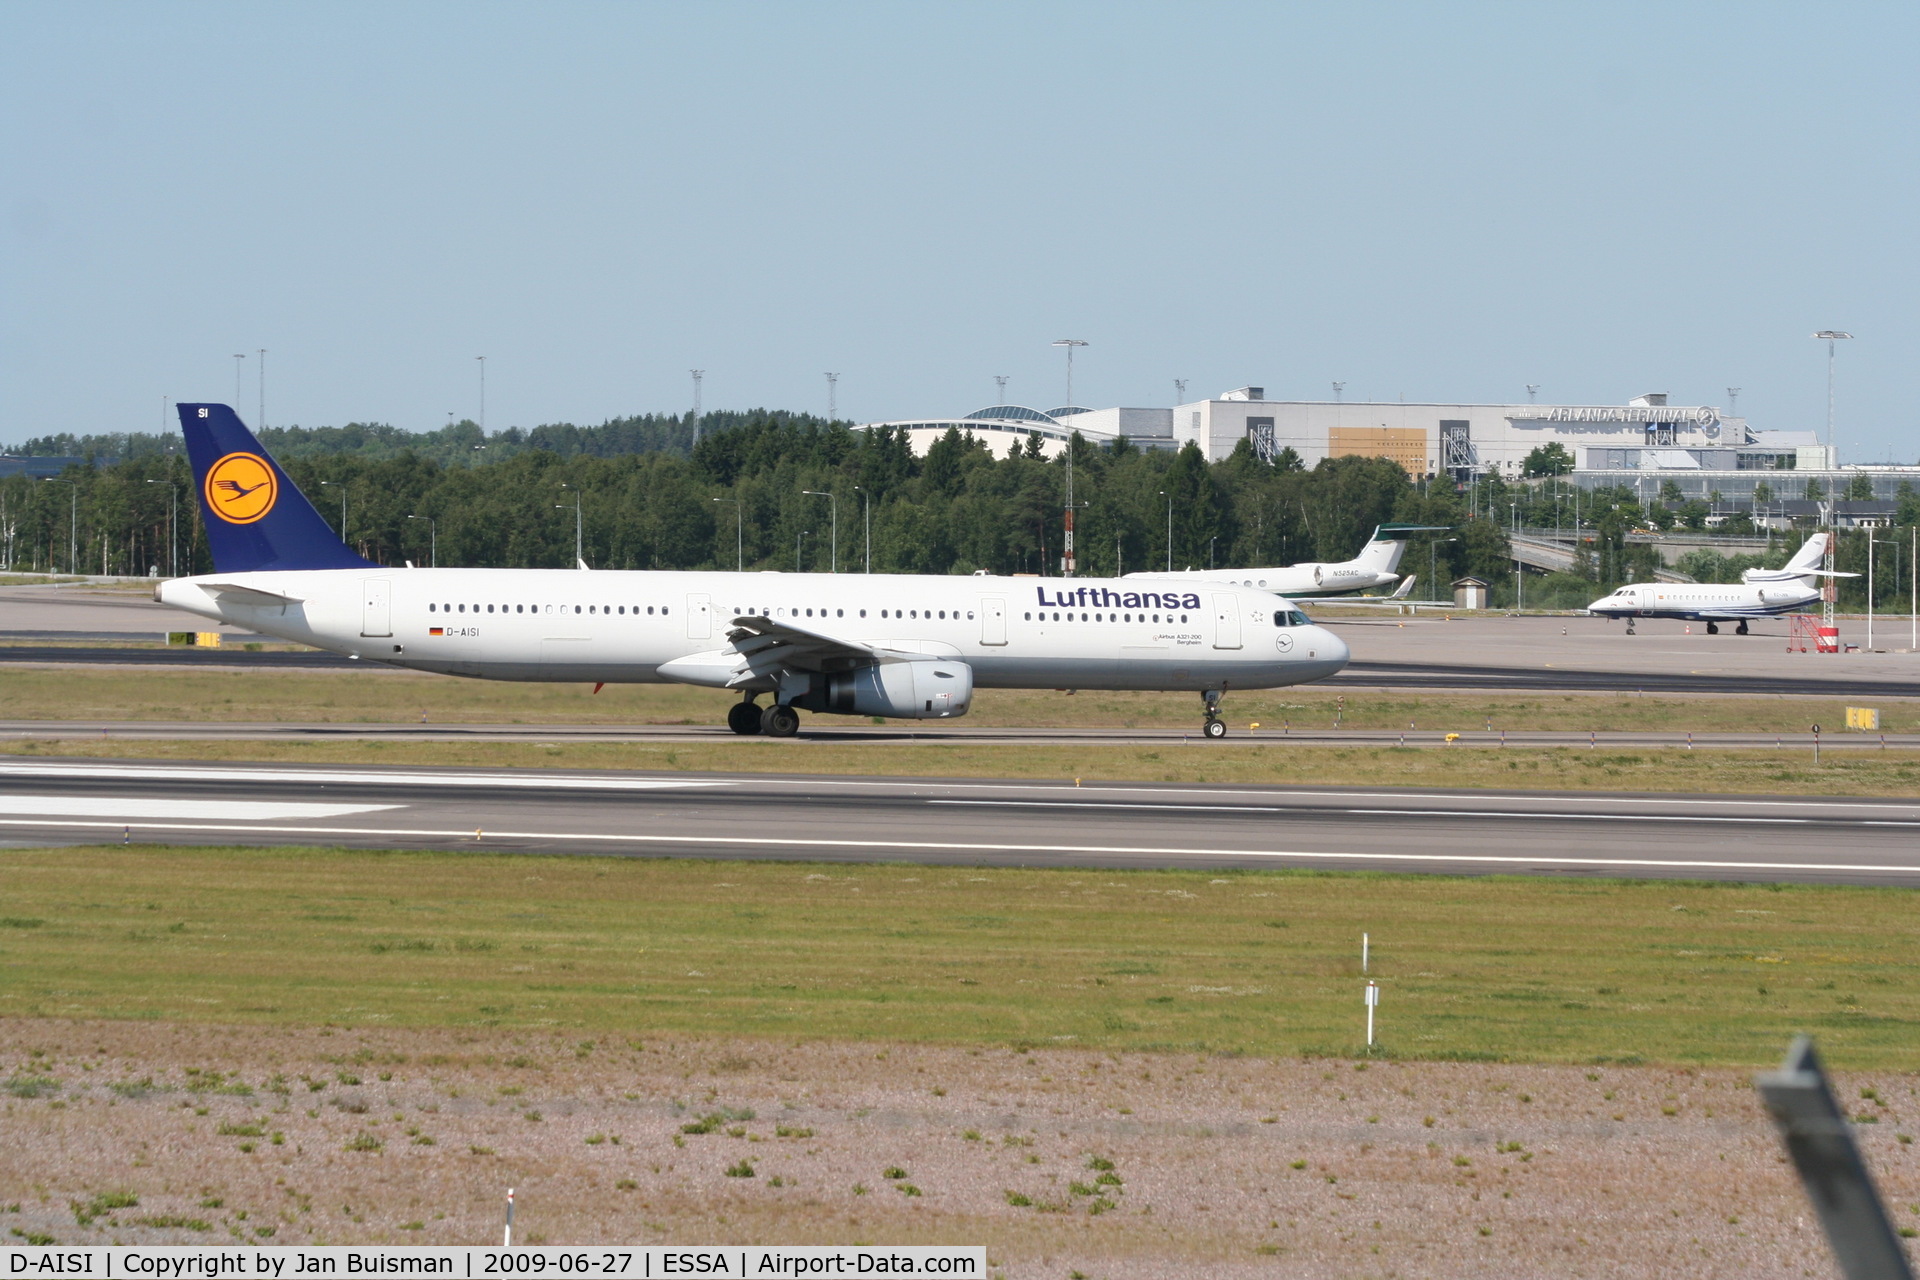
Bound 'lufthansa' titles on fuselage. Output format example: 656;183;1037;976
1035;586;1203;610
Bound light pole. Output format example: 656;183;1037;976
145;480;178;577
690;369;704;447
1727;387;1741;416
557;484;582;567
407;515;436;568
1209;534;1218;570
233;353;245;408
42;478;77;574
802;490;838;572
1053;340;1088;577
824;373;839;422
1429;536;1458;594
797;530;809;573
1174;379;1187;403
852;485;872;573
1332;381;1345;403
319;480;347;542
994;376;1008;403
1158;489;1174;572
258;348;267;427
1526;384;1539;403
1813;331;1853;465
712;497;743;571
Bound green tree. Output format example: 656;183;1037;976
1522;442;1574;477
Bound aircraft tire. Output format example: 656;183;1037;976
761;704;801;738
727;702;762;735
1203;718;1227;740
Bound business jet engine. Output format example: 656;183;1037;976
793;657;974;720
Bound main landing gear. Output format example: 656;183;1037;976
726;698;762;735
1706;621;1719;635
760;704;801;738
1736;620;1749;636
1202;689;1227;739
1625;620;1636;635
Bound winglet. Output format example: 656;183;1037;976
176;404;374;573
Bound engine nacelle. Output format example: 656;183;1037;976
793;658;973;720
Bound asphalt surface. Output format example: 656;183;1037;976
1;718;1913;749
6;757;1920;885
6;643;1919;698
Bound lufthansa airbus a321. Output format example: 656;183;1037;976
156;404;1350;738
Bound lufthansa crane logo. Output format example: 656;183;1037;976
203;452;278;524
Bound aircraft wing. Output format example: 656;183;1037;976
724;616;888;679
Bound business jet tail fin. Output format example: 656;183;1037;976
176;403;374;574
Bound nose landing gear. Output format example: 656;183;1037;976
1705;621;1719;635
1202;689;1227;739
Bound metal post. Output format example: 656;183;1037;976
258;348;267;428
145;480;177;577
477;356;486;433
803;491;837;572
690;369;704;446
233;353;245;409
712;498;742;571
1868;531;1876;651
321;481;347;542
1159;490;1173;572
503;1188;514;1248
1364;980;1378;1048
853;486;871;573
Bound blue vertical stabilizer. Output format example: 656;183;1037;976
176;403;375;573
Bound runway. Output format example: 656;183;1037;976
6;756;1920;886
2;718;1915;749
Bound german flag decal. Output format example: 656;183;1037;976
428;627;444;636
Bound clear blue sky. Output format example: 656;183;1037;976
3;2;1915;459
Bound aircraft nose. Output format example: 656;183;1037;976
1309;626;1350;669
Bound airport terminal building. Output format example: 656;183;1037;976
856;388;1915;501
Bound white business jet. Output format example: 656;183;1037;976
1586;532;1851;635
1126;524;1448;597
156;405;1350;738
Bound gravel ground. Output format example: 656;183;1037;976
2;1020;1913;1278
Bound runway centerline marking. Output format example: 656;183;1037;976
1;817;1918;879
929;799;1917;827
0;796;401;820
4;761;1918;816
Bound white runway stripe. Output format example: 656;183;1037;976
0;816;1915;878
0;796;400;820
0;762;731;791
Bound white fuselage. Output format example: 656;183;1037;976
1587;579;1820;622
1135;563;1400;597
158;568;1350;693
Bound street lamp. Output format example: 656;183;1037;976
1813;331;1853;465
1158;489;1174;572
145;479;178;577
41;478;77;575
1209;534;1218;570
319;480;347;542
1429;536;1458;594
851;485;872;573
1332;381;1345;403
712;497;743;571
556;484;583;568
407;515;436;568
796;530;809;573
802;490;838;572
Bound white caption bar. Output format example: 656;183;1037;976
1;1247;986;1278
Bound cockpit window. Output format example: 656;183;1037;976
1273;610;1310;627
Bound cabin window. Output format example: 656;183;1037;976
662;607;669;615
836;609;843;617
428;603;436;613
1024;612;1032;620
967;611;974;620
457;604;465;613
486;604;494;613
859;609;867;617
575;606;582;614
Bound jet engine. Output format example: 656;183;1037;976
793;657;974;720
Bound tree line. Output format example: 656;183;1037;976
4;410;1916;612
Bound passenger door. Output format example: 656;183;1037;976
979;596;1007;645
685;593;712;641
1211;593;1242;649
360;578;391;637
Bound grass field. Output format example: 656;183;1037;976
7;735;1920;795
3;843;1918;1069
5;663;1917;732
